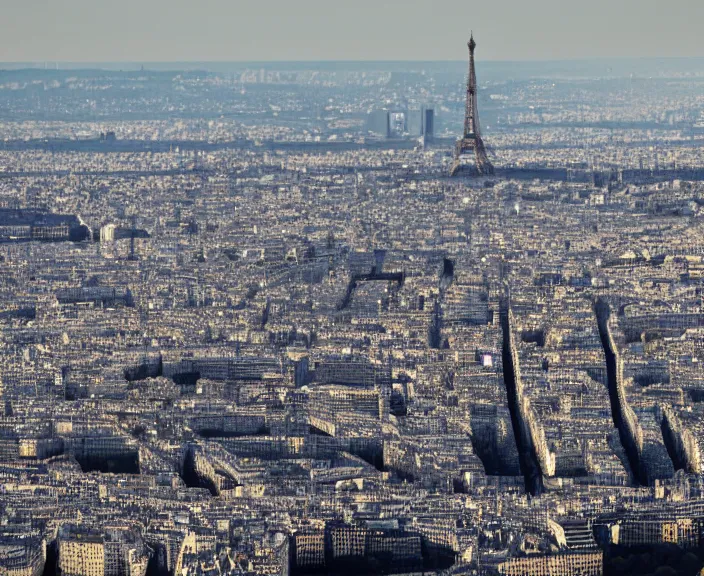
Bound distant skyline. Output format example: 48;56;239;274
2;0;704;63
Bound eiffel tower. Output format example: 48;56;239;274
450;33;494;177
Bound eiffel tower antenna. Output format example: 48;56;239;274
450;32;494;177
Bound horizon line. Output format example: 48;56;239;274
2;55;704;66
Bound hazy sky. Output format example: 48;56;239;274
3;0;703;62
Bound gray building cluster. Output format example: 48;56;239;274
0;55;704;576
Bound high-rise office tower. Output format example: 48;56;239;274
423;108;434;141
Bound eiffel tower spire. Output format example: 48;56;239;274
451;32;494;177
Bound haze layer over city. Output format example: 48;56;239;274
2;2;704;576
